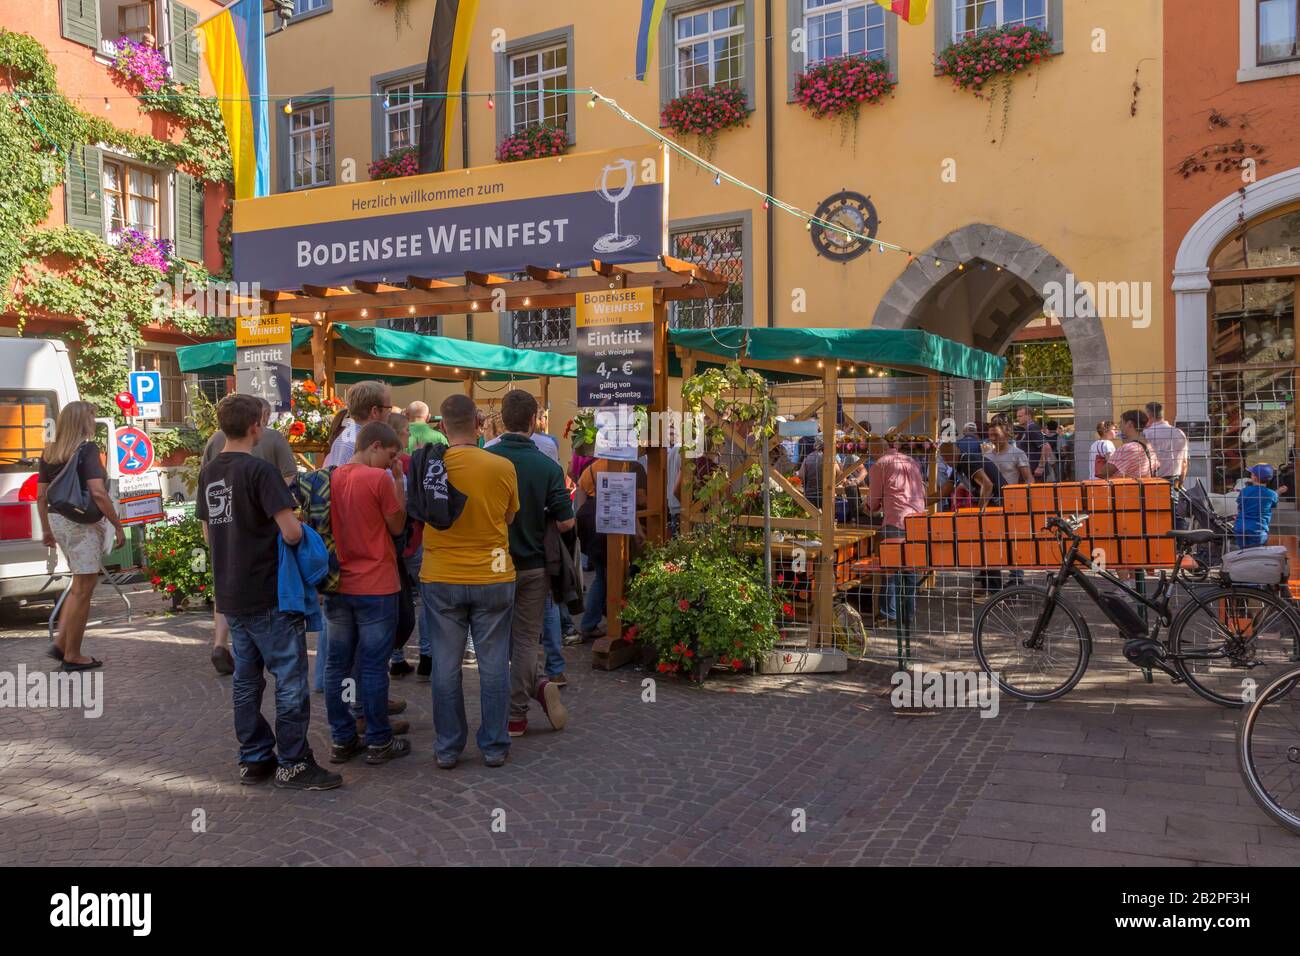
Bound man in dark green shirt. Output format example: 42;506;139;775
487;389;575;738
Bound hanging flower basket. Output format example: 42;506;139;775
660;84;750;158
368;146;418;180
496;123;569;163
794;55;896;120
110;37;171;91
935;24;1053;95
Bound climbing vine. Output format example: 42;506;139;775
0;29;233;419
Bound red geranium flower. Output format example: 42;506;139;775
165;584;176;592
678;599;690;611
782;602;794;615
150;576;161;585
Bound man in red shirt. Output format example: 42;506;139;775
323;421;411;766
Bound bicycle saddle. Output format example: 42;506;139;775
1166;529;1217;545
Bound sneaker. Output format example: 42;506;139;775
389;659;414;678
365;737;412;765
537;679;568;731
508;718;527;737
356;717;410;736
387;698;407;715
274;758;343;791
238;759;276;785
211;646;234;676
436;756;458;770
546;672;568;687
329;736;367;764
416;654;432;682
562;632;584;646
483;751;508;768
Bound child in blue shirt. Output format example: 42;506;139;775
1235;464;1287;549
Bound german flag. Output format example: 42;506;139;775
417;0;481;174
875;0;929;25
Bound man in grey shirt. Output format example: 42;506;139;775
201;397;297;676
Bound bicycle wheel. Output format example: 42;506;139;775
1169;586;1300;708
832;600;869;658
1238;664;1300;835
973;585;1092;702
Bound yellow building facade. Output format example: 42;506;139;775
264;0;1164;436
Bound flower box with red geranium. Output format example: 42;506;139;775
110;37;172;91
935;24;1053;95
496;123;569;163
660;83;750;157
622;530;784;682
368;146;418;180
275;378;343;446
794;55;896;121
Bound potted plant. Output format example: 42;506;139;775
367;146;418;180
145;514;212;610
110;37;171;91
276;377;344;450
935;24;1054;141
660;83;750;158
794;54;896;143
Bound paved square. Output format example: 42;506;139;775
1;585;1297;866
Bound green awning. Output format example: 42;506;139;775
176;322;575;383
987;388;1074;411
668;327;1006;381
176;326;315;376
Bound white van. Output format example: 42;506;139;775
0;338;80;606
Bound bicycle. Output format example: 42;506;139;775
1237;662;1300;833
972;514;1300;706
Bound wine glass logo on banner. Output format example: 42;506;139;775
593;158;640;254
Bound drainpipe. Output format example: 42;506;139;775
763;0;775;328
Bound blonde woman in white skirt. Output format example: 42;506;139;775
36;401;124;671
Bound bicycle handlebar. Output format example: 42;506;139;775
1046;513;1090;539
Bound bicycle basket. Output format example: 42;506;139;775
1219;546;1289;587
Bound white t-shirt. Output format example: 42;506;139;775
1088;439;1115;479
987;445;1030;486
326;418;358;468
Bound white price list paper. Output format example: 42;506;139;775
595;471;637;535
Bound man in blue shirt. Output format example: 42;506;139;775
1236;464;1288;549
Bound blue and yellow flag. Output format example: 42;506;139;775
199;0;270;199
635;0;668;82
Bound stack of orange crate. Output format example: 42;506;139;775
876;478;1175;570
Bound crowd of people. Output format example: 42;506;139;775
186;383;593;789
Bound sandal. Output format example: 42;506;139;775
60;657;103;672
45;645;64;662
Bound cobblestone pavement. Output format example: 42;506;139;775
1;585;1298;866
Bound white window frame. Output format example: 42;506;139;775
293;0;328;14
803;0;887;66
951;0;1048;42
673;2;746;95
1240;0;1300;81
101;154;166;243
381;78;423;155
508;43;569;132
289;101;333;190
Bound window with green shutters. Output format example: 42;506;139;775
60;0;101;49
174;171;204;261
170;3;201;87
65;145;105;236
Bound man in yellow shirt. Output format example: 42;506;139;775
420;394;519;769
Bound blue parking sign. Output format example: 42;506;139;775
128;370;162;420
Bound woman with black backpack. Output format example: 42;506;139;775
36;401;125;671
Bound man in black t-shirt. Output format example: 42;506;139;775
1016;406;1055;482
197;394;341;791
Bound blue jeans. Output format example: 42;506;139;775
393;548;427;663
226;608;311;766
323;593;398;746
542;594;564;677
881;526;917;626
421;580;515;762
580;561;607;632
1236;530;1268;550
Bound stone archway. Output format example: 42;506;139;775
871;224;1114;479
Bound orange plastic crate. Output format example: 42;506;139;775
1087;511;1115;537
1011;539;1038;566
1055;483;1084;514
905;513;929;541
955;508;983;540
930;542;956;567
1029;483;1059;514
1089;538;1119;568
1003;485;1030;514
1145;511;1174;537
1084;480;1114;513
1116;511;1147;537
982;509;1008;537
1121;538;1148;566
1147;537;1175;567
955;541;982;567
905;541;928;567
1037;540;1064;566
1141;478;1173;512
1008;513;1034;539
931;513;956;541
1111;478;1142;511
983;537;1009;567
878;541;903;568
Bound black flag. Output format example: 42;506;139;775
417;0;479;174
